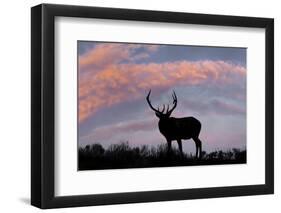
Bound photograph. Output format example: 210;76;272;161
30;3;274;209
78;41;247;170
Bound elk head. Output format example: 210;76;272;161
146;90;177;119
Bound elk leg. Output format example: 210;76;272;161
196;144;198;159
177;139;183;157
198;138;202;159
167;140;172;154
192;138;198;158
193;137;202;159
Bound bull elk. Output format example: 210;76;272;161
146;90;202;159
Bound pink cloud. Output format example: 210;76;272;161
79;43;159;71
211;99;245;115
80;113;246;151
181;99;245;116
200;131;246;151
78;59;246;123
81;119;156;142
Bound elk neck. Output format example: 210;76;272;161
158;117;174;129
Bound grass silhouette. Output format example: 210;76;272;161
78;142;246;170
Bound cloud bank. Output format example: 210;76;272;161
78;43;246;122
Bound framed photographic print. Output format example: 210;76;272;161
31;3;274;209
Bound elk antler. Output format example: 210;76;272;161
146;90;178;116
167;90;177;115
146;90;161;113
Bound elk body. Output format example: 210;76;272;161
146;90;202;159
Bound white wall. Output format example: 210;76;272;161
0;0;279;212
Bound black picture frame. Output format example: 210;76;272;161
31;3;274;209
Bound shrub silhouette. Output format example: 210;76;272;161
79;142;246;170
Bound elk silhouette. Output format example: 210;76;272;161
146;90;202;159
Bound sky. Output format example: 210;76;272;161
78;41;246;153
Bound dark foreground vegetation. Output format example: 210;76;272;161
78;142;246;170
